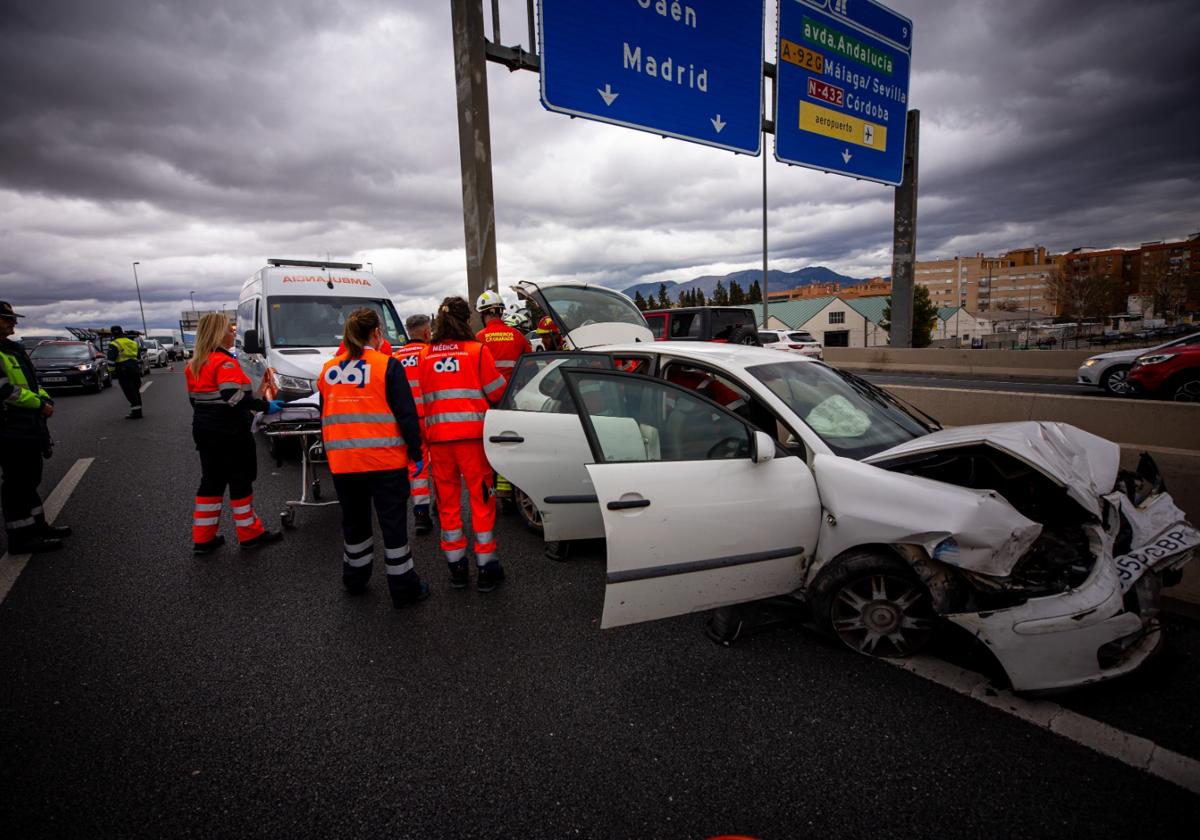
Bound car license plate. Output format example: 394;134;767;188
43;376;67;383
1115;525;1200;592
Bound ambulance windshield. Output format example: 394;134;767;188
267;296;405;348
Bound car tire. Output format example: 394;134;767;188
1101;364;1132;396
103;372;113;388
87;373;102;393
809;549;936;659
728;325;761;346
513;487;544;535
1168;373;1200;403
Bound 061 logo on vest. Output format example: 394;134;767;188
398;354;419;368
324;359;371;387
433;357;461;374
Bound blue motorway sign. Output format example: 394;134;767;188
774;0;913;184
538;1;765;155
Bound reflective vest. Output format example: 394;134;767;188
187;348;257;432
418;340;506;443
0;342;49;412
318;348;407;474
110;336;139;364
391;340;427;419
476;321;531;383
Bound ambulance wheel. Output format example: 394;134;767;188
280;509;295;528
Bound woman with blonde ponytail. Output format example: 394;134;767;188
184;313;284;554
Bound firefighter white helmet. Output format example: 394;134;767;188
476;290;505;313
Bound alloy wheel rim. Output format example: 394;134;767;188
831;574;935;657
1173;380;1200;402
1106;369;1130;393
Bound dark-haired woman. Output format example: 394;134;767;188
418;296;508;591
318;307;428;607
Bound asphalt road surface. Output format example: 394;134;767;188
2;368;1198;839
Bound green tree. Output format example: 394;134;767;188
695;288;706;307
882;284;939;348
633;290;648;311
729;280;745;305
677;290;688;308
657;284;671;309
748;280;762;304
712;280;728;305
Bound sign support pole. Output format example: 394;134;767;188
451;0;499;328
889;109;920;347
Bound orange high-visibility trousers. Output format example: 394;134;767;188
430;439;496;565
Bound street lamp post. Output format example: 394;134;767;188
189;290;197;318
132;261;148;336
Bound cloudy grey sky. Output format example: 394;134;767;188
2;0;1198;332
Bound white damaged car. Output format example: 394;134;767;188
486;282;1199;692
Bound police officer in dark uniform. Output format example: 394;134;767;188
106;325;144;419
0;301;70;553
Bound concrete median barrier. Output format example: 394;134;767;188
882;384;1200;451
826;346;1157;381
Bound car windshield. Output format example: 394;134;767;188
31;344;91;360
266;296;405;348
150;336;174;345
539;285;646;333
788;332;815;342
747;360;934;459
144;340;159;349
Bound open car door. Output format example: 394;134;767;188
512;281;654;349
559;369;822;629
482;353;613;542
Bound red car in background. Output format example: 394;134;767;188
1127;342;1200;401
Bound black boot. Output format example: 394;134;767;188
414;508;433;536
389;572;431;608
240;529;283;549
40;523;72;538
10;535;63;554
193;535;226;555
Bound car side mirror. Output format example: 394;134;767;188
751;430;776;464
243;328;261;355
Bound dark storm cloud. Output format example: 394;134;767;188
1;0;1198;327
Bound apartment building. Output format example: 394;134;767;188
915;246;1059;315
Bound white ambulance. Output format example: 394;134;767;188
235;259;407;401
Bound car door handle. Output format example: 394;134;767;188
488;433;525;443
607;499;651;510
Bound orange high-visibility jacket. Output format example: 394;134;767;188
418;340;506;443
186;347;266;433
318;348;408;474
391;340;427;419
476;321;532;383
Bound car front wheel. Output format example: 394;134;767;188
1101;364;1132;396
513;486;543;535
810;550;936;658
1170;374;1200;402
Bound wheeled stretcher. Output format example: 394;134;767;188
254;396;338;527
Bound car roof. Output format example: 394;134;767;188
34;340;88;346
598;340;819;369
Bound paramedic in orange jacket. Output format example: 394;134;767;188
392;312;433;535
319;308;428;606
418;296;507;592
186;313;284;554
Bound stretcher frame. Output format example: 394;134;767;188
261;420;339;527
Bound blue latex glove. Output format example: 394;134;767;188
266;399;285;415
412;459;425;476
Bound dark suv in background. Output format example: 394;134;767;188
643;306;761;345
29;340;112;393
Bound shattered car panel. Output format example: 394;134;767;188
865;421;1120;519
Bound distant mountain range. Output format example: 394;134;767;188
621;266;861;302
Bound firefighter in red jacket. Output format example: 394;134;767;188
418;296;508;591
319;308;427;606
475;290;530;506
185;313;285;554
392;312;433;535
475;290;531;384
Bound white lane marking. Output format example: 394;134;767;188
139;380;154;393
890;655;1200;795
0;457;94;605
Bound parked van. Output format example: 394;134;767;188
236;259;407;401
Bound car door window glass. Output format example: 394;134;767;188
645;314;667;340
669;312;700;338
500;353;613;413
759;332;780;344
564;372;750;463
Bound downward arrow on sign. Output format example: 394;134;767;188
842;149;853;164
711;114;726;133
597;84;619;106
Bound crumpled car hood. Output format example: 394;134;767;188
812;454;1043;577
864;421;1120;518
